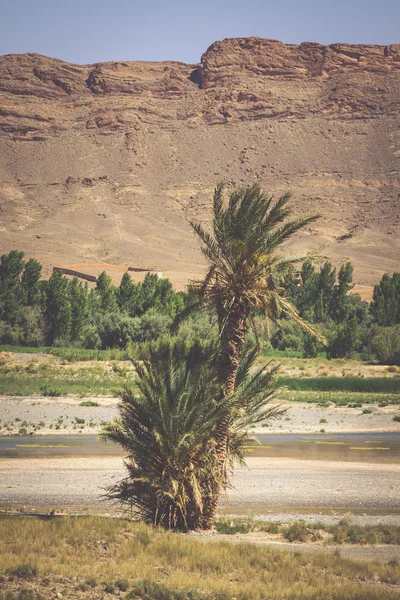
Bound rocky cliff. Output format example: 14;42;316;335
0;38;399;287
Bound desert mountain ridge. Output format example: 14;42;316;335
0;37;399;291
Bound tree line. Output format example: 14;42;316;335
0;253;187;349
0;248;399;364
273;261;400;364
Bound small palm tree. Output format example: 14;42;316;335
187;184;325;522
102;338;281;530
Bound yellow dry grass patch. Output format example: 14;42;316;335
0;516;399;599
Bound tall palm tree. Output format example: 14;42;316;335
101;338;281;530
188;184;326;522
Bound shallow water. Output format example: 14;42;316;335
1;432;399;462
249;432;400;462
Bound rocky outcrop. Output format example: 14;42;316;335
199;38;400;123
1;38;399;138
0;38;399;286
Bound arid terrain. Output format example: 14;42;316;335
1;37;399;288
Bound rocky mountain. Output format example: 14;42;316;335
0;37;399;289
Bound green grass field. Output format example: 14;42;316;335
278;389;400;406
278;376;400;393
0;345;130;362
1;345;399;405
1;373;399;403
0;375;121;396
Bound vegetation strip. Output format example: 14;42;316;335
215;515;400;545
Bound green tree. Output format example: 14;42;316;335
302;332;321;358
152;278;185;318
0;250;26;322
21;258;42;306
69;277;90;341
330;262;354;322
130;309;171;343
327;316;361;359
45;270;71;344
292;261;354;324
95;271;118;313
14;306;45;346
118;272;138;314
372;273;400;326
270;319;304;352
96;312;136;349
188;184;324;525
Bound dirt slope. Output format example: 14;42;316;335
0;37;399;287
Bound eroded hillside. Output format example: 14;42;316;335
0;37;399;287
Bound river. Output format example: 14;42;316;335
1;432;399;462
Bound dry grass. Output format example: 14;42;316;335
0;515;399;599
215;516;400;545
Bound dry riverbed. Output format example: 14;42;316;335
1;395;400;435
1;455;399;512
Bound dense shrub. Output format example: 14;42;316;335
327;317;361;359
6;564;38;579
372;325;400;366
95;312;137;349
270;319;304;352
284;521;322;542
130;309;171;343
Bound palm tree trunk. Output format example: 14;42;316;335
199;305;249;529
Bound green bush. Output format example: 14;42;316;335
126;580;204;600
115;578;129;591
302;332;322;358
330;523;400;545
0;321;23;345
81;324;101;350
6;563;38;579
13;307;45;347
284;521;322;543
270;319;304;353
40;386;62;397
130;309;171;344
214;516;255;534
327;317;361;360
95;312;136;349
372;325;400;366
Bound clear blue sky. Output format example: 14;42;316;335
1;0;399;64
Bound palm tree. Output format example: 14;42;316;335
187;184;326;523
101;338;281;530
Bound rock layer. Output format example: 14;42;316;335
0;37;399;286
